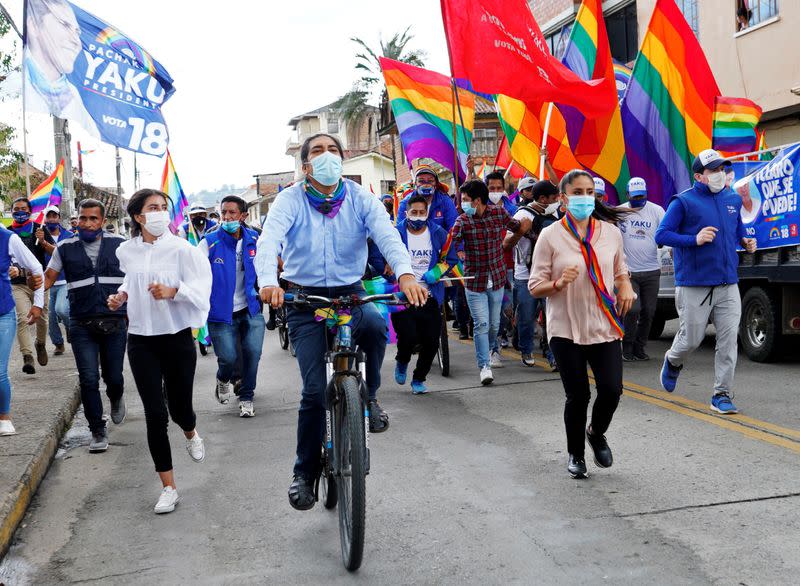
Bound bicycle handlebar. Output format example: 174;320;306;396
283;292;405;307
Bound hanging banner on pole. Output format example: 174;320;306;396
23;0;175;156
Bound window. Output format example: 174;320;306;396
544;24;572;60
737;0;778;31
471;127;499;157
343;174;361;185
605;3;639;64
327;116;339;134
675;0;699;37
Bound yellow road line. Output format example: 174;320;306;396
449;333;800;454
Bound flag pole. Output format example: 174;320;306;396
539;103;554;179
450;79;461;186
452;80;473;179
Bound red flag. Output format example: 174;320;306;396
494;135;526;179
441;0;616;117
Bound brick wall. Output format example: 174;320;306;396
529;0;576;28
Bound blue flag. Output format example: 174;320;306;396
23;0;175;156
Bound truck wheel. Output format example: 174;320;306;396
740;287;781;363
648;314;666;340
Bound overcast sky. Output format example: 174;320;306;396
0;0;452;197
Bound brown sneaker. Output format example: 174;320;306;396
54;343;65;355
22;354;35;374
35;342;48;366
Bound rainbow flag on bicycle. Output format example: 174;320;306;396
362;276;406;344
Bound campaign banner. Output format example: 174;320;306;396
23;0;175;156
733;143;800;250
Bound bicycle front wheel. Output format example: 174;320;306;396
438;306;450;377
335;375;366;571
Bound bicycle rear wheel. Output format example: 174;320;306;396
278;324;290;351
335;375;366;571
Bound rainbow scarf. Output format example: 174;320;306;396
10;220;35;238
304;180;347;219
561;213;624;337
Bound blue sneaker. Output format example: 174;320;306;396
394;362;408;385
411;380;428;395
710;393;738;414
660;356;682;392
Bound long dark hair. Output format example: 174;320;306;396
127;189;169;237
559;169;630;225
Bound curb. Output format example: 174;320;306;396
0;382;80;560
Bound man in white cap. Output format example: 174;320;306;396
656;149;756;414
178;202;217;241
618;177;665;362
593;177;607;204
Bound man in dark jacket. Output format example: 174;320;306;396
45;198;127;453
655;149;757;414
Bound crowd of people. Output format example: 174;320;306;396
0;132;756;512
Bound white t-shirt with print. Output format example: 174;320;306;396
407;228;433;288
618;201;666;273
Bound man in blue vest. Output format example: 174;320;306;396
198;195;264;418
45;198;127;453
178;202;217;241
397;165;458;232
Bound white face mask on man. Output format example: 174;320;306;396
488;191;505;204
706;170;727;193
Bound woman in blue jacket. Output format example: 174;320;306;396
388;194;459;394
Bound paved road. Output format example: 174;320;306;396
1;318;799;584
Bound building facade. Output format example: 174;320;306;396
531;0;799;147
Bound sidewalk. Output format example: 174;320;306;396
0;340;79;560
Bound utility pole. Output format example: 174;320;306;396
115;147;122;232
53;117;75;217
133;152;140;191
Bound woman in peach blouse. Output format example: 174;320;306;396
529;170;635;479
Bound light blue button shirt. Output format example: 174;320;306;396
255;180;413;288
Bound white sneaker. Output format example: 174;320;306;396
154;486;179;514
239;400;255;418
215;379;232;404
490;351;504;368
185;433;205;463
0;419;17;436
480;366;494;386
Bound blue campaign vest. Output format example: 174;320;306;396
396;220;455;306
59;233;126;319
0;228;15;315
205;226;261;324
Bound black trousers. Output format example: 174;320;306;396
128;328;197;473
549;337;623;458
622;269;661;355
391;298;441;383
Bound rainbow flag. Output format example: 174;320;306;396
613;61;632;104
559;0;630;199
160;150;189;233
362;276;405;343
620;0;720;206
495;95;581;178
712;96;762;156
380;57;475;181
477;160;487;181
30;159;65;221
756;129;774;161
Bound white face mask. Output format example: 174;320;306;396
706;171;726;193
544;202;561;216
488;191;505;204
142;211;170;237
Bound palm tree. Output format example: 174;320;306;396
334;27;426;137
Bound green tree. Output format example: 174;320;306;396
334;27;425;134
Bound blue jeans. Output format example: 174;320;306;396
492;271;514;352
513;278;537;354
286;284;387;477
207;311;265;402
0;309;16;414
70;318;127;434
48;285;70;346
465;287;504;368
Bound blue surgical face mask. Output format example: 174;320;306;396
46;221;61;232
310;151;343;187
629;196;647;209
461;201;476;216
221;220;240;234
566;195;596;220
78;227;102;242
417;185;434;196
12;211;30;223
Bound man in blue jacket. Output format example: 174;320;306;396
199;195;264;418
655;149;757;414
397;165;458;232
380;194;459;394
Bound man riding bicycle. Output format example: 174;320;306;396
256;133;427;511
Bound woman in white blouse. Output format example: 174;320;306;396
108;189;212;514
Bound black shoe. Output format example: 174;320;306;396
288;474;316;511
198;342;208;356
266;316;277;331
459;329;469;340
586;427;613;468
633;350;650;361
368;399;389;433
22;354;35;375
622;352;636;362
568;454;588;479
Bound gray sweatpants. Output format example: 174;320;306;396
666;284;741;395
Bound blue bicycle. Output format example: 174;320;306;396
283;291;403;571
